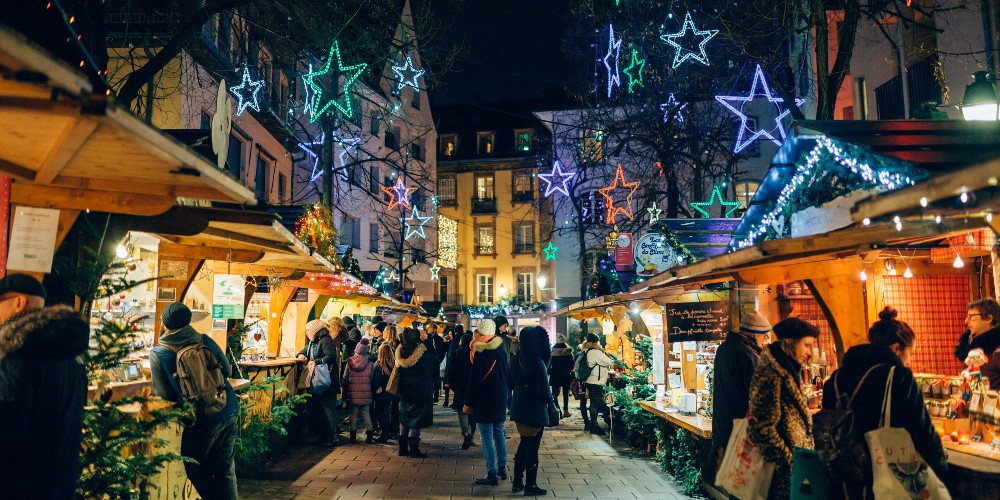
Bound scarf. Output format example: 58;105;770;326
470;334;496;362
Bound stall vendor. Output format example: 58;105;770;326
955;298;1000;388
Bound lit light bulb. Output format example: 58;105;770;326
895;221;902;231
919;197;928;207
954;255;965;268
893;215;901;223
935;215;942;224
988;213;994;223
116;245;128;259
860;270;868;281
960;192;969;203
903;267;913;279
862;218;871;226
889;267;897;276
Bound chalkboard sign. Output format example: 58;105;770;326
665;301;730;342
291;287;309;302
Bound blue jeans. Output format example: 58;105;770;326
478;421;507;474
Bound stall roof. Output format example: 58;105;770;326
0;26;256;213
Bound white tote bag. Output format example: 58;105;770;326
716;418;775;500
865;367;951;500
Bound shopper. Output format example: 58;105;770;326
384;323;401;439
747;317;819;499
296;319;340;447
343;339;375;444
707;309;770;483
395;327;435;457
424;322;445;401
449;332;477;449
581;333;614;435
441;325;454;406
573;342;591;430
823;306;948;499
510;326;555;496
152;302;239;500
0;274;89;500
955;298;1000;387
464;319;513;485
549;335;574;417
371;342;396;443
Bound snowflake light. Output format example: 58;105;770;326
660;12;718;69
403;206;432;240
392;55;425;91
715;64;803;153
539;160;576;197
229;66;264;116
602;24;623;97
381;177;416;210
302;40;367;122
598;164;639;224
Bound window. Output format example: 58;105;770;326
742;116;760;156
737;180;760;207
369;166;380;193
438;275;451;301
386;128;400;150
516;273;533;302
477;274;494;303
411;89;421;109
439;134;457;156
370;115;381;136
476;226;495;255
514;129;533;152
369;223;379;252
255;152;270;201
513;171;533;203
383;176;392;202
277;173;287;203
408;140;424;161
340;217;361;249
578;128;603;163
226;132;244;179
437;178;456;205
513;224;534;253
477;131;495;155
476;176;495;200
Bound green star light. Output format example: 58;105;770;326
543;241;558;261
302;40;367;122
622;46;645;93
690;185;744;218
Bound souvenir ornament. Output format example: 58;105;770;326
660;93;687;123
660;12;718;69
429;262;441;280
602;24;623;97
715;64;802;153
691;185;744;218
302;40;367;122
647;201;663;224
598;164;639;223
299;133;326;182
403;206;432;240
539;160;576;197
622;46;645;93
229;66;264;116
381;177;416;210
543;241;559;261
392;55;425;91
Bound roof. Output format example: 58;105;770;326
433;100;554;160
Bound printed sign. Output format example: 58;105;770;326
7;206;60;273
291;287;309;302
633;233;678;276
665;301;730;342
614;233;633;270
212;274;245;319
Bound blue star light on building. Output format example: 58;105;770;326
392;55;425;91
403;206;432;240
660;93;688;123
539;160;576;197
602;24;623;97
715;64;802;153
229;66;264;116
660;12;718;69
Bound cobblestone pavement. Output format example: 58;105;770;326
239;401;694;500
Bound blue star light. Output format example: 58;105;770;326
392;55;425;91
332;134;361;181
602;24;623;97
403;206;432;240
660;12;718;69
539;160;576;197
299;133;326;182
715;64;801;153
660;93;688;123
229;66;264;116
543;241;558;261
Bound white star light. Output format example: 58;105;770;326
715;64;801;153
647;201;663;223
299;133;326;182
660;12;718;69
332;134;362;180
602;24;623;97
429;262;441;280
539;160;576;197
229;66;264;116
403;206;432;240
660;93;688;123
392;55;425;91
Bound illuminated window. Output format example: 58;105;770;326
476;176;495;200
515;129;533;152
476;226;495;255
578;128;603;162
439;134;457;156
477;274;494;303
477;131;495;155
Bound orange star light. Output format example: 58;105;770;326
598;164;639;224
381;178;416;210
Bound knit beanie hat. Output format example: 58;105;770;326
773;317;820;340
342;316;356;326
494;315;509;331
306;319;327;333
161;302;192;330
355;338;370;356
477;319;496;336
375;321;387;333
739;310;772;335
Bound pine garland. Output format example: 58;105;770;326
295;203;340;263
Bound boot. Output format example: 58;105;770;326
474;473;498;486
524;485;548;496
512;455;525;493
461;433;473;450
498;466;508;481
588;425;606;436
408;437;428;458
563;408;571;417
365;431;374;444
349;430;357;444
398;438;410;457
376;430;390;443
525;462;546;495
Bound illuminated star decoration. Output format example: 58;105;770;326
381;178;416;210
302;40;367;122
598;164;639;224
660;12;718;69
392;55;425;91
622;46;645;93
691;185;744;218
385;269;398;283
543;241;558;261
602;24;623;97
299;133;326;182
332;134;362;180
660;93;687;123
229;66;264;116
647;201;663;224
715;64;803;153
429;262;441;280
539;160;576;197
403;206;432;240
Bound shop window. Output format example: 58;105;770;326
477;274;494;303
516;273;533;302
477;131;495;155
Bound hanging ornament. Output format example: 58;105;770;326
392;55;425;91
691;185;744;218
622;45;645;93
715;64;803;153
229;66;264;116
300;133;326;182
598;164;639;224
302;40;367;122
660;12;718;69
602;24;623;97
660;93;687;123
403;206;432;240
647;201;663;224
333;134;362;180
539;160;576;197
381;177;416;210
543;241;559;261
429;262;441;280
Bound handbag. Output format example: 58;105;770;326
546;399;560;427
570;379;586;400
716;418;775;500
386;366;400;395
865;367;951;499
310;362;332;395
297;361;314;390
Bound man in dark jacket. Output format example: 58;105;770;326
0;274;89;500
151;302;239;500
549;335;574;416
706;309;771;483
955;298;1000;387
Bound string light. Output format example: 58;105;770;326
332;134;362;180
539;160;576;197
437;215;458;268
715;64;802;153
954;255;965;268
602;24;623;97
543;241;559;261
960;192;969;203
659;12;718;69
300;133;326;182
988;212;994;222
598;164;639;223
381;178;416;210
935;215;942;224
862;218;871;226
919;196;928;207
622;46;645;93
391;55;425;91
660;93;687;123
229;66;264;116
302;40;367;122
691;185;743;218
403;206;432;240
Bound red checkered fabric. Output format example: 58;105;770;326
882;276;969;375
929;229;996;263
790;299;838;371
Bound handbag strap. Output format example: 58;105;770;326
481;360;497;383
833;363;885;409
878;366;896;428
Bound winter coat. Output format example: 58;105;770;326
296;329;340;389
747;344;814;500
371;365;396;402
151;325;238;422
342;354;374;405
500;333;520;362
464;336;513;423
823;344;947;497
0;305;89;500
448;344;474;411
955;325;1000;388
395;344;434;429
511;354;554;427
548;343;574;388
711;332;762;451
583;347;614;385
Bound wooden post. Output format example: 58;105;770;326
153;255;203;342
806;274;869;361
266;283;297;357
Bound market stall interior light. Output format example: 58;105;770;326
954;254;965;268
115;244;128;259
960;192;969;203
919;197;928;207
860;269;868;281
536;274;547;290
903;267;914;278
960;71;999;121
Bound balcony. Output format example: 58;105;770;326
434;294;464;310
513;242;534;254
471;196;496;214
512;191;534;203
437;195;457;207
475;245;496;256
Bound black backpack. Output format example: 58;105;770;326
813;364;884;485
162;337;228;417
573;349;594;381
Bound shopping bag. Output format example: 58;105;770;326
297;361;314;390
865;367;951;500
310;362;332;395
790;447;830;499
716;418;774;500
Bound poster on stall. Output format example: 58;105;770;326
633;232;678;276
212;274;245;319
641;311;663;342
665;301;730;342
6;206;60;273
651;342;665;385
614;233;633;270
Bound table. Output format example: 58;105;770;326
942;441;1000;498
639;400;713;439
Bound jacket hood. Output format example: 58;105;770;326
348;353;371;371
552;347;573;357
395;343;426;368
0;305;89;359
969;325;1000;352
160;324;201;346
473;336;504;352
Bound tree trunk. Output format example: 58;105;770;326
821;0;860;120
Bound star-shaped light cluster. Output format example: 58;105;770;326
539;160;576;197
299;133;326;182
602;24;623;97
598;164;639;224
543;241;559;261
660;93;688;123
381;177;416;210
647;201;663;224
302;40;367;122
715;64;803;153
392;55;425;91
660;12;718;69
229;66;264;116
622;46;645;93
403;206;432;240
691;185;744;218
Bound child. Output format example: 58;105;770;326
342;338;375;443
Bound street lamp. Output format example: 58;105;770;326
536;274;547;290
960;71;999;121
497;283;508;297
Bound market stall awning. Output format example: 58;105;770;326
0;26;256;215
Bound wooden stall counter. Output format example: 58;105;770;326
639;400;712;439
941;441;1000;499
87;379;151;402
237;357;302;382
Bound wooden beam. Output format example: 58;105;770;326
207;262;303;278
0;159;37;181
0;96;86;116
733;256;862;285
34;118;98;184
200;227;293;253
806;277;869;361
267;284;298;357
52;175;226;201
158;242;265;264
130;207;212;236
11;183;175;216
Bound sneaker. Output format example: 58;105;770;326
474;473;498;486
589;426;606;436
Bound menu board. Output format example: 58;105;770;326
212;274;245;319
665;301;730;342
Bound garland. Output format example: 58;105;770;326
464;296;544;317
295;203;340;263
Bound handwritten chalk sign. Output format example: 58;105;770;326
665;301;730;342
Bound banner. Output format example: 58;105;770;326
212;274;245;319
614;232;633;270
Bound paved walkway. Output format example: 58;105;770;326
239;402;694;499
